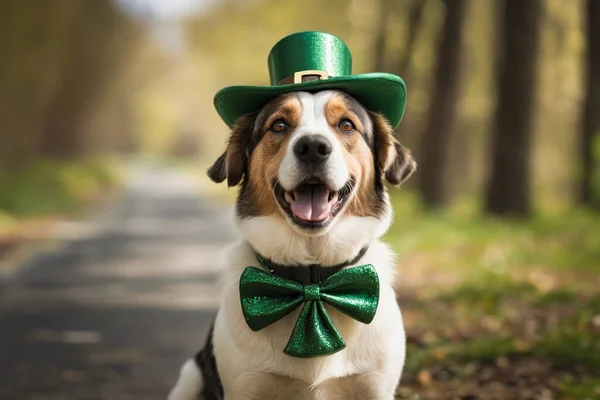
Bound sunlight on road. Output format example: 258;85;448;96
2;167;235;311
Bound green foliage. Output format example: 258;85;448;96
441;313;600;373
559;377;600;399
443;315;600;371
532;289;579;306
0;209;17;231
533;324;600;373
386;191;600;274
401;286;600;396
385;190;599;396
0;160;121;220
441;278;538;315
593;132;600;204
450;336;521;363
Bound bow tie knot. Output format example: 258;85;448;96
239;262;379;358
303;284;320;301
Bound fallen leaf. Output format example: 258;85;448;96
418;369;433;387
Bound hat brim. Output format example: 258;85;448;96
214;72;406;129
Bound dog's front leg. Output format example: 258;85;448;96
224;372;312;400
313;373;399;400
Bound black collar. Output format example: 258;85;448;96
255;246;369;285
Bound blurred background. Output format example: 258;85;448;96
0;0;598;399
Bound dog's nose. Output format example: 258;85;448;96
294;135;332;164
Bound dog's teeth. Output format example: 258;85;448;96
285;192;294;204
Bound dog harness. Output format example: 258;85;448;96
239;247;379;358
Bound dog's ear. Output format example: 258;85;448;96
384;140;417;186
370;112;417;186
207;115;255;187
207;152;228;183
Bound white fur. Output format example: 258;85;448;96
168;359;203;400
169;91;406;400
279;91;349;192
212;239;405;400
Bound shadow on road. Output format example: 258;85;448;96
0;167;236;399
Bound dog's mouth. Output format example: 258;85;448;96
274;178;354;229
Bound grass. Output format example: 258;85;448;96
385;191;600;399
387;192;600;274
0;159;122;234
560;378;600;400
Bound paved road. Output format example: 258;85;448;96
0;167;236;400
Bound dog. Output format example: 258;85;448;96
168;89;416;400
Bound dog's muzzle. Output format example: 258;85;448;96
293;135;332;165
276;133;352;229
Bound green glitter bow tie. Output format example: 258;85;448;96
239;262;379;358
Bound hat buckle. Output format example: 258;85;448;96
277;70;329;85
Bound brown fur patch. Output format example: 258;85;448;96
324;93;380;217
244;94;302;216
324;93;366;135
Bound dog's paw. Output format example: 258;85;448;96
167;359;203;400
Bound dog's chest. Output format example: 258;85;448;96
243;308;379;383
216;241;402;386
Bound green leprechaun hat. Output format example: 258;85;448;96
214;31;407;129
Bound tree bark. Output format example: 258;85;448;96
579;0;600;207
396;0;426;78
417;0;467;208
485;0;542;216
40;0;128;160
372;0;391;71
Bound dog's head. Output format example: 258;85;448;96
208;90;415;261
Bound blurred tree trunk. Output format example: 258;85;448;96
0;0;142;167
0;0;77;168
396;0;427;79
40;38;97;159
372;0;391;71
417;0;467;208
40;1;114;159
40;0;137;160
391;0;427;163
485;0;542;216
579;0;600;207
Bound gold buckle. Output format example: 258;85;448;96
293;70;328;84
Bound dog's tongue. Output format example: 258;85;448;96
291;184;332;222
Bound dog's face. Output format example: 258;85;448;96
209;90;415;239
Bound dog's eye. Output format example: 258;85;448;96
338;119;355;132
270;119;288;133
